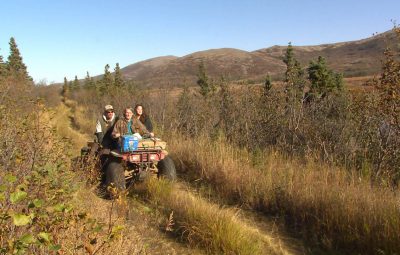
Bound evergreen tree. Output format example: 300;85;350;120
0;54;7;78
68;80;74;94
176;85;193;133
98;64;113;94
283;43;305;102
114;63;124;88
307;56;343;98
263;74;272;95
197;61;214;98
84;71;95;89
61;77;70;99
7;37;31;80
103;64;113;86
73;75;80;90
283;42;295;68
282;43;306;139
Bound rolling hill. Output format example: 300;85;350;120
116;30;397;87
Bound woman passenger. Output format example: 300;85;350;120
134;104;154;137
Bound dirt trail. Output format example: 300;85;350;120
73;186;205;255
52;102;91;156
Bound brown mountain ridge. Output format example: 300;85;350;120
119;30;397;87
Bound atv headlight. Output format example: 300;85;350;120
129;154;141;162
149;154;158;161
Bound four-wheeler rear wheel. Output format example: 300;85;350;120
157;156;177;181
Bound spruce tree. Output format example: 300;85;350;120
114;63;124;88
103;64;113;86
264;74;272;95
307;56;343;98
197;61;214;98
73;75;80;90
84;71;95;90
61;77;69;98
98;64;113;95
7;37;31;80
68;80;74;94
176;85;193;132
282;43;306;137
283;43;305;102
0;54;6;78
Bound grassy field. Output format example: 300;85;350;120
167;133;400;254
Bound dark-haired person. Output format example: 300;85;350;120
134;104;154;137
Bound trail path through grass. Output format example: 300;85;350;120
57;100;308;254
52;102;91;156
57;101;205;254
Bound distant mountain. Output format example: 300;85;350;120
119;30;397;87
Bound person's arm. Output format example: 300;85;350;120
112;120;121;138
145;116;153;133
95;119;104;143
134;119;152;137
144;117;154;137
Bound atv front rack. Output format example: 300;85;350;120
111;149;166;163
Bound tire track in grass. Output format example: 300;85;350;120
142;179;295;255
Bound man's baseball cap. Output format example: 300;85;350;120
104;105;114;111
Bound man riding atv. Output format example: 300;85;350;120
83;106;176;194
106;107;176;191
95;104;119;150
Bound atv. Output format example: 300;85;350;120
81;137;177;191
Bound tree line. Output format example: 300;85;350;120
0;37;32;82
62;62;133;98
175;29;400;185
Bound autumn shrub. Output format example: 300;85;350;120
0;77;124;254
33;83;62;108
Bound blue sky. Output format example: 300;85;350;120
1;0;399;83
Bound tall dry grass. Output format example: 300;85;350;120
167;133;400;254
142;178;290;255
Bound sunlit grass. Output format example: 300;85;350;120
51;103;90;156
144;178;289;255
167;133;400;254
